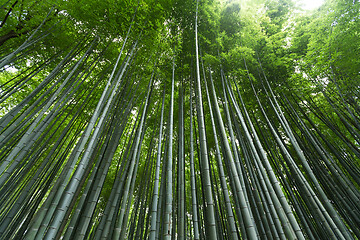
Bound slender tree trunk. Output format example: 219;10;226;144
194;1;218;238
163;58;175;240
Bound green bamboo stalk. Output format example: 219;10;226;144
194;1;217;238
163;58;175;240
149;86;166;240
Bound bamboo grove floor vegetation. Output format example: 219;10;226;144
0;0;359;239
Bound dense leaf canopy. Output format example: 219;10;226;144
0;0;359;239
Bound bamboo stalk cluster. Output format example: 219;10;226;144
0;0;359;239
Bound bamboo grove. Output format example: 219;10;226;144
0;0;359;239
